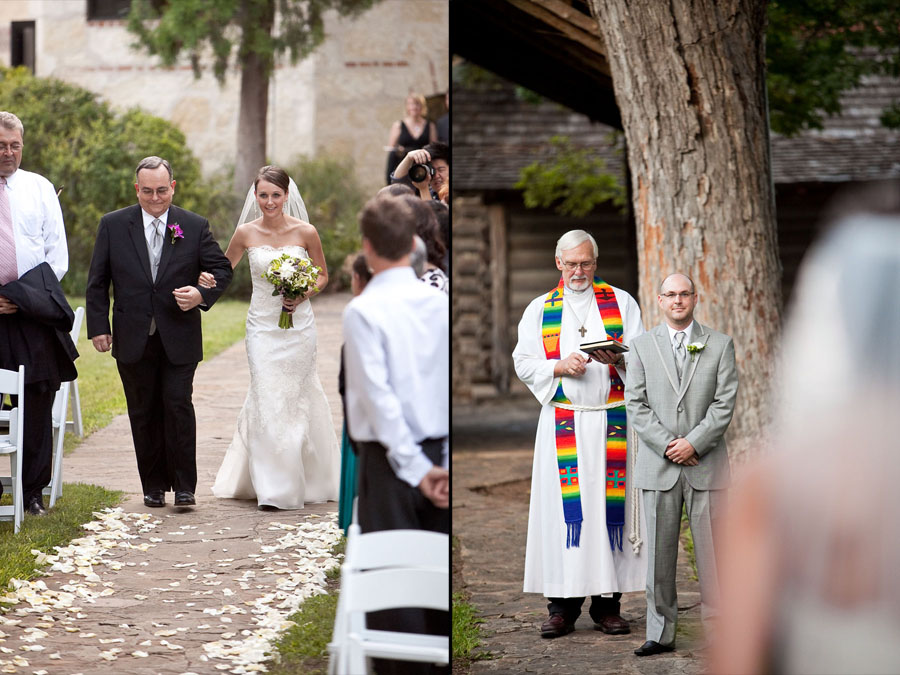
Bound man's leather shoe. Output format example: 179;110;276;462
174;491;196;506
540;613;575;639
593;614;630;635
143;490;165;508
26;497;47;516
634;640;675;656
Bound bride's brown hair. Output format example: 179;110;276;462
254;165;290;193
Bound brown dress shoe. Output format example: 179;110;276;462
593;613;631;634
540;613;575;639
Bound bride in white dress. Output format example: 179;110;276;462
207;165;339;510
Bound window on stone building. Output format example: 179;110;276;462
11;21;35;73
87;0;166;21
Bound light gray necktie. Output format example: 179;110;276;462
674;330;686;381
150;218;164;281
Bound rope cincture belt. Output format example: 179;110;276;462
541;276;628;551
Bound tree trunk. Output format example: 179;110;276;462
232;1;274;195
588;0;781;465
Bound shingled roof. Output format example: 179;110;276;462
454;75;900;191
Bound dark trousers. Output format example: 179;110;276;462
357;439;449;675
548;593;624;624
116;331;198;494
14;383;55;504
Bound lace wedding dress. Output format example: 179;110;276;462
212;245;339;509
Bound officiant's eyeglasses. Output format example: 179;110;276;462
0;143;22;154
661;292;695;300
561;260;597;271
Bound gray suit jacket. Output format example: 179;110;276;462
625;321;738;491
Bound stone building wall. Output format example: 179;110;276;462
0;0;448;195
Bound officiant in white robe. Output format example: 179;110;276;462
513;229;647;639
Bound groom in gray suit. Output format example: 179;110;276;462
624;273;738;656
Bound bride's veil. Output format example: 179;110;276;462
236;176;310;227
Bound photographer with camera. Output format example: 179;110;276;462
390;141;449;202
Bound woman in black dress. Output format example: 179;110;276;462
384;92;437;184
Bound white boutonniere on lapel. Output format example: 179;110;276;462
686;342;705;362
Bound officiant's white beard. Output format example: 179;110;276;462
565;276;591;293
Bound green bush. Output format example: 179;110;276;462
0;67;364;296
0;66;217;295
285;154;365;290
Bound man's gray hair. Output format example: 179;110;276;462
0;111;24;136
136;156;173;181
555;229;598;259
410;235;427;277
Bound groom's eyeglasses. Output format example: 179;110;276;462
661;292;695;300
140;187;171;197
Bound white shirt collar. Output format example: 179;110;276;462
667;321;695;345
141;208;169;229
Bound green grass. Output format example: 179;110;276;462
63;295;249;454
681;508;699;581
265;537;345;675
0;483;122;589
453;593;486;662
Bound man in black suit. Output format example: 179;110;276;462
86;156;232;509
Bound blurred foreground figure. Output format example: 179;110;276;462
712;215;900;674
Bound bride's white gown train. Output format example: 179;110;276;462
212;245;339;509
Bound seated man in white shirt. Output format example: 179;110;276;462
342;193;449;674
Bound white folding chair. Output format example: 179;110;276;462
0;366;26;534
44;306;84;507
328;524;450;675
46;380;69;508
65;306;84;438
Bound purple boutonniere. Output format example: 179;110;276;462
168;222;184;244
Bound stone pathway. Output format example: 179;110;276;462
453;401;707;674
0;292;350;675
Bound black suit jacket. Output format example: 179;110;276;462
85;204;233;365
0;262;78;387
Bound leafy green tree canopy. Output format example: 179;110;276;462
127;0;375;82
767;0;900;135
515;135;626;218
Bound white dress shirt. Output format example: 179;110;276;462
4;168;67;281
342;265;449;488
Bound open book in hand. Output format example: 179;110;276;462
580;339;629;355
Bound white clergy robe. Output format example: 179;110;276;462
513;283;647;598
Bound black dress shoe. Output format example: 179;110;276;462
634;640;675;656
143;490;165;508
26;496;47;516
257;504;279;512
174;491;196;506
540;613;575;639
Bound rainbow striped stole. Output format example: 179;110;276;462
541;276;628;551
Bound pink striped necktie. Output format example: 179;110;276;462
0;176;17;285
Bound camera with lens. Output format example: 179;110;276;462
408;162;435;183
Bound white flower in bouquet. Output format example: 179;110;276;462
262;254;321;329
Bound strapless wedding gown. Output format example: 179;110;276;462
212;245;339;509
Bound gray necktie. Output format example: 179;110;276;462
674;331;686;380
150;218;164;280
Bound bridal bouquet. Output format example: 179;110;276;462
262;254;321;329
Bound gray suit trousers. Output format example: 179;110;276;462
642;473;724;645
